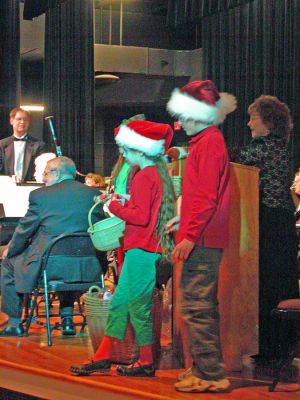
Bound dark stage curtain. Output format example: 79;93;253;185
43;0;95;174
167;0;300;170
0;0;20;138
166;0;254;25
23;0;67;20
201;0;300;170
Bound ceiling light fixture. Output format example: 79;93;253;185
21;104;45;112
95;73;120;80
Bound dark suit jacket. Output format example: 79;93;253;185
7;179;104;292
0;135;47;181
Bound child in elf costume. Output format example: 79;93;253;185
166;80;236;393
70;120;175;377
108;114;146;274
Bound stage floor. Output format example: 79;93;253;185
0;317;299;400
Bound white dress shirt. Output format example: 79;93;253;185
13;134;28;179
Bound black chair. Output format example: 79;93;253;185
269;299;300;392
24;232;104;346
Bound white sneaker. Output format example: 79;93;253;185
177;367;192;381
175;373;231;393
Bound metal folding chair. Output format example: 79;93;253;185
24;232;104;346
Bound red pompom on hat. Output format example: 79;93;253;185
114;120;174;157
167;80;237;125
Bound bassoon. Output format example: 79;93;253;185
45;115;86;177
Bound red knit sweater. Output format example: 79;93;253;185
178;126;230;248
109;166;163;253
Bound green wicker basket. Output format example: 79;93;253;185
88;201;125;251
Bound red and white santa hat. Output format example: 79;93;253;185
167;80;237;125
114;120;173;157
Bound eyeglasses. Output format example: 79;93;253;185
14;117;29;122
43;168;57;176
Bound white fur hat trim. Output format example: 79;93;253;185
167;88;237;124
115;125;165;157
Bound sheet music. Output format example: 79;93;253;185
0;176;41;217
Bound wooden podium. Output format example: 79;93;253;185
172;162;259;371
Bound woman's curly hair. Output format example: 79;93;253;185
248;95;293;142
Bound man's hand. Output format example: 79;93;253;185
0;245;9;259
172;239;195;262
165;215;180;233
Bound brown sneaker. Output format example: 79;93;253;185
175;374;230;393
208;378;231;393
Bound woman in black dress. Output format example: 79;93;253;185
236;95;299;362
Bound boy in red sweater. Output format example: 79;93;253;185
71;120;175;377
166;80;237;393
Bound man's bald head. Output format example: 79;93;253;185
43;156;76;186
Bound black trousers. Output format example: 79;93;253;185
1;257;76;319
258;205;299;358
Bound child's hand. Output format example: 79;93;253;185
103;200;115;217
172;239;195;262
111;194;127;205
165;215;180;233
94;193;110;203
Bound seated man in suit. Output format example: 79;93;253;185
0;108;47;182
0;156;104;337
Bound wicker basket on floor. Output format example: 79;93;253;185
83;286;163;365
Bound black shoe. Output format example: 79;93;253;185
0;324;24;337
70;359;111;376
116;362;155;377
62;317;76;336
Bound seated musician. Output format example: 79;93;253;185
0;156;104;337
84;172;106;189
0;153;56;260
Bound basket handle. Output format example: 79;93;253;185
88;285;103;294
88;200;101;230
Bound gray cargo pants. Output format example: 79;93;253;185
180;245;225;381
